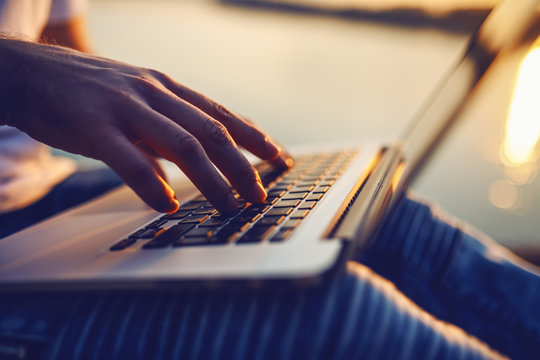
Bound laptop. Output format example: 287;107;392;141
0;0;537;290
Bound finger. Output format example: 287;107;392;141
192;117;268;204
126;104;242;213
136;142;167;181
268;148;294;169
137;86;267;204
149;71;292;166
98;132;179;213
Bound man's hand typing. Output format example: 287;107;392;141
0;38;292;214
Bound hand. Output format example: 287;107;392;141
0;39;293;213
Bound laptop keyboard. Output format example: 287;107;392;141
110;149;357;251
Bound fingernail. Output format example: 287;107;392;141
252;181;267;202
225;193;239;212
273;154;294;169
265;137;281;157
166;198;180;214
284;156;294;168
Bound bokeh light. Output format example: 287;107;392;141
489;180;519;210
501;38;540;167
489;36;540;211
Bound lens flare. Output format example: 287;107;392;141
490;37;540;211
489;180;518;210
501;38;540;166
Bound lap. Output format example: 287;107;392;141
0;261;501;360
1;175;538;359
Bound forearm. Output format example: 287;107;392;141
0;37;32;127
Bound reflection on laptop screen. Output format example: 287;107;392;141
400;0;540;182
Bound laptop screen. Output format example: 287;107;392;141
400;0;539;182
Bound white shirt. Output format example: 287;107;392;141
0;0;87;212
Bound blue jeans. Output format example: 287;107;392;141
0;169;539;359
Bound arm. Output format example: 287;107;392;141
0;37;292;214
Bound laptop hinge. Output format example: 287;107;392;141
330;145;404;250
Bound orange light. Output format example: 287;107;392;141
501;37;540;167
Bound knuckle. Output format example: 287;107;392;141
131;74;161;94
173;132;203;158
144;68;176;90
204;119;231;145
145;68;167;82
212;102;234;121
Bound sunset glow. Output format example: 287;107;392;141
501;39;540;166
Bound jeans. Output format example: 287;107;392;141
0;168;539;359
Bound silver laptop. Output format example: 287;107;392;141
0;0;537;290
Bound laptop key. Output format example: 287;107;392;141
257;216;285;226
147;219;167;228
318;180;335;187
297;180;318;187
179;202;205;210
236;225;275;244
214;208;242;220
302;176;321;181
272;182;293;190
289;209;310;219
313;186;330;194
270;229;292;242
143;224;195;249
266;208;293;217
290;185;314;193
281;219;300;229
184;227;215;238
282;192;308;200
295;183;315;189
234;212;262;223
130;227;161;239
199;218;225;227
192;208;217;216
273;200;300;208
298;201;316;210
268;189;286;196
110;238;136;251
264;196;280;205
163;210;192;220
227;219;252;232
306;193;323;202
179;215;210;224
248;204;269;213
212;226;240;243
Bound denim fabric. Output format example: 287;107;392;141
362;195;540;359
0;263;502;360
0;169;538;359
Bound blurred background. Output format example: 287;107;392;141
85;0;540;261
